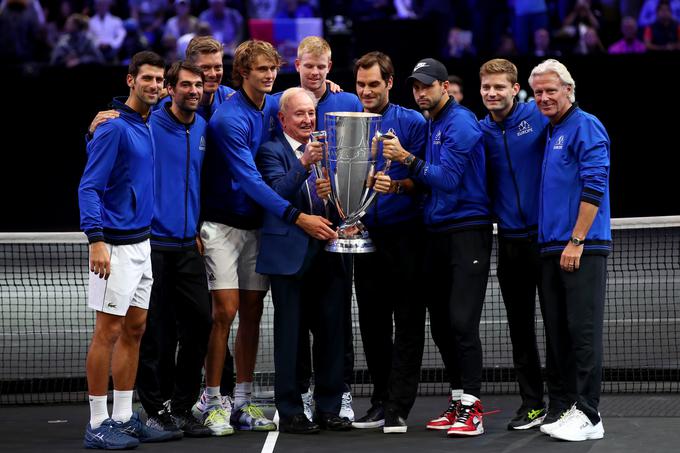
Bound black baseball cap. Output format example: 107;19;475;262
407;58;448;85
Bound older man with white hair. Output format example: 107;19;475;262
528;59;611;442
255;87;352;434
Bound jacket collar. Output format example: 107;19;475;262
163;102;196;127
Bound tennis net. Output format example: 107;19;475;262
1;217;678;404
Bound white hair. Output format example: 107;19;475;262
279;87;317;114
528;59;576;103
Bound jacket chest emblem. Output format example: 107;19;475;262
553;134;565;150
199;136;206;152
517;120;533;136
432;130;442;145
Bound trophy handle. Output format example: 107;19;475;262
375;128;397;173
310;130;337;211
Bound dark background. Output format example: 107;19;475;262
1;48;678;232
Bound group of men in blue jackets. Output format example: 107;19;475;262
78;33;610;449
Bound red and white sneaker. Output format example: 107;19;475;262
426;397;461;430
447;400;484;437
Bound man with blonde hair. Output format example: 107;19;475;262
529;59;610;442
197;39;337;434
478;58;561;431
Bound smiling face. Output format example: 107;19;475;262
193;51;223;95
480;72;519;120
530;71;573;123
169;69;203;113
295;52;331;95
242;54;278;95
356;63;392;113
279;91;316;143
127;64;165;107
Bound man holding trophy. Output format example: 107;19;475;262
255;87;353;434
381;58;493;437
350;51;428;434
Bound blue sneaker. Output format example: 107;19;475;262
115;412;177;443
84;419;139;450
230;402;276;431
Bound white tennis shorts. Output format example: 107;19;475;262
200;221;269;291
88;240;153;316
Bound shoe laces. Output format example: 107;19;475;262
341;392;352;409
242;403;266;419
156;410;175;426
206;407;228;423
456;403;480;424
443;399;460;417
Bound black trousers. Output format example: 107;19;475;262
497;237;561;409
137;248;212;415
297;257;354;393
270;241;350;419
541;254;607;424
424;228;492;398
354;226;426;418
219;352;235;397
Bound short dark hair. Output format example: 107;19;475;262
165;60;204;88
128;51;165;78
448;74;463;87
354;51;394;83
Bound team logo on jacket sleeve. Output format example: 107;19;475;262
516;120;534;136
199;136;206;152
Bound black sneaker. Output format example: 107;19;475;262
507;406;546;430
172;409;212;437
383;408;407;434
146;409;183;440
352;404;385;429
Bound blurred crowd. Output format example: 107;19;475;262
1;0;678;67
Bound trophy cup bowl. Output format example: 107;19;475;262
322;112;382;253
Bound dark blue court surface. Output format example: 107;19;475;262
2;395;679;452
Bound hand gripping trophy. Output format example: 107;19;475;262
311;112;395;253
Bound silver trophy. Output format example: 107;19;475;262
316;112;390;253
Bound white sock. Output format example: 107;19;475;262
234;382;252;408
205;386;221;404
111;390;133;422
89;395;109;428
451;388;463;401
461;393;479;406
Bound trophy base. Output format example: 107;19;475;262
325;237;376;254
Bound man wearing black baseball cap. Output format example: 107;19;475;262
383;57;493;438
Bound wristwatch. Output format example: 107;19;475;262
570;236;584;246
403;153;415;167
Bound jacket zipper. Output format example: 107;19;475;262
501;128;529;234
183;127;190;240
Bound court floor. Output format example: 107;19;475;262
1;394;678;452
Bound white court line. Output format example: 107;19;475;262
261;410;279;453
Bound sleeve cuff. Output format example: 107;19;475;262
408;157;425;177
85;229;104;244
581;187;604;207
284;205;302;224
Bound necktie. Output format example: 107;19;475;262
298;144;326;216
